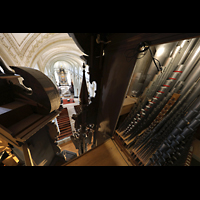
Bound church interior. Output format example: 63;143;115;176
1;33;200;166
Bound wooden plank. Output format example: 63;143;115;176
64;138;132;166
0;102;33;128
107;33;200;51
0;124;23;147
15;111;60;140
8;114;43;136
22;143;34;166
120;97;137;116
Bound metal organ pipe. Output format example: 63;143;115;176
118;45;177;134
117;42;180;133
115;36;200;166
149;40;186;98
140;39;196;109
177;38;198;65
180;59;200;96
151;80;199;139
147;96;200;166
136;52;200;137
140;42;176;94
122;38;200;137
130;79;200;165
176;38;200;83
146;39;200;135
151;43;200;131
125;64;185;139
121;42;188;138
127;46;156;97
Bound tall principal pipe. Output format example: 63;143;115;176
132;53;200;138
180;59;200;96
141;42;177;94
127;46;156;97
146;94;200;166
120;41;186;135
118;38;199;135
122;38;200;138
130;61;200;164
174;38;200;86
132;75;200;164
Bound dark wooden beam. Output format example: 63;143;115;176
107;33;200;51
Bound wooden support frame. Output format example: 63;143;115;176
63;138;132;166
22;143;34;166
113;132;141;166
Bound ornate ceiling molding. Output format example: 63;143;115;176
29;34;84;70
2;33;41;64
0;34;20;65
0;33;84;78
10;33;30;46
25;33;55;66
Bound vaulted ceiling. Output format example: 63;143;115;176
0;33;84;74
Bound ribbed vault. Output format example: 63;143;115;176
0;33;96;97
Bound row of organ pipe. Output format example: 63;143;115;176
115;37;200;166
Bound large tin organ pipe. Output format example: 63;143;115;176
124;64;185;140
127;46;156;97
141;39;192;101
141;42;178;94
117;38;200;138
128;82;183;146
143;40;200;137
179;59;200;96
131;78;200;165
128;43;200;141
133;38;200;139
116;37;200;166
146;95;200;166
176;38;200;83
119;42;186;136
120;40;185;132
117;39;195;134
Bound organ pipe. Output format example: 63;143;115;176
115;37;200;166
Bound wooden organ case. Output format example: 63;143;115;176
0;59;76;166
65;33;200;166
